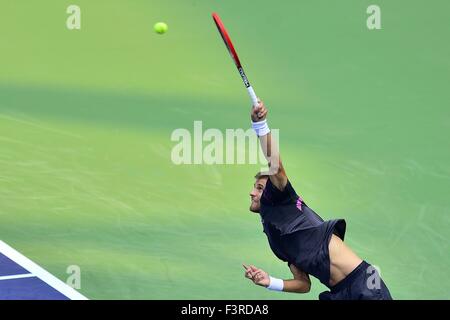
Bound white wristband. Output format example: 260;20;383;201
252;119;271;137
267;276;284;291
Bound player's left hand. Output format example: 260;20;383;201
242;264;270;287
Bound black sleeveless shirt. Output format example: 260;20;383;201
259;178;346;288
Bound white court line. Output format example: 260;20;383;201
0;274;35;281
0;240;88;300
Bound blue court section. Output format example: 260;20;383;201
0;241;87;300
0;252;69;300
0;253;30;276
0;277;69;300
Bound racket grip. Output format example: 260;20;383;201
247;86;259;107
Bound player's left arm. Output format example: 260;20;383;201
243;264;311;294
251;100;288;191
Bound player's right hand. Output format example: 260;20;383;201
251;99;268;122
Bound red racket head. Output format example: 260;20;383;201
212;12;242;68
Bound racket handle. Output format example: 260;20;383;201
247;86;259;107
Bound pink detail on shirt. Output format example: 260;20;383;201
296;196;303;211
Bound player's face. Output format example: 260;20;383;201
249;177;268;213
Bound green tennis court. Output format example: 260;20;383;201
0;0;449;299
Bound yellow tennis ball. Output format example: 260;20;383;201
154;22;168;34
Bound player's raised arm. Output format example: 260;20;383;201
251;100;288;191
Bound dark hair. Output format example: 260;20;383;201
254;172;269;180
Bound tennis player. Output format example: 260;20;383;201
243;99;392;300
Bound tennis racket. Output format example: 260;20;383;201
212;12;259;107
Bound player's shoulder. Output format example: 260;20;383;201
261;178;299;206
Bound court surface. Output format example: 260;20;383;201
0;241;87;300
0;1;449;299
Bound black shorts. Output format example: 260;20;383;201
319;261;393;300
